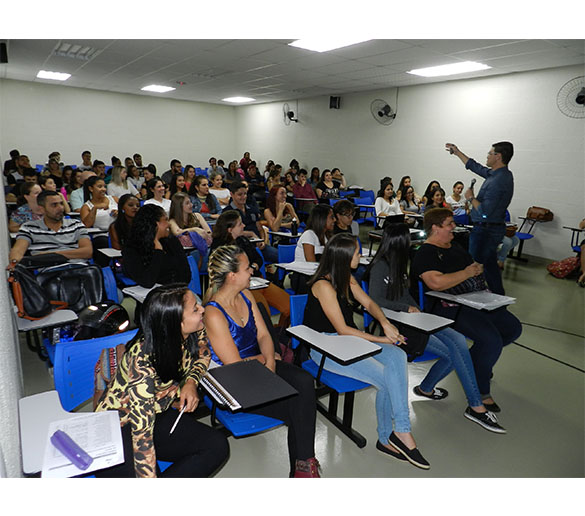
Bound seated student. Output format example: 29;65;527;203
139;166;157;199
95;284;229;478
9;190;93;264
78;150;93;172
182;165;196;193
264;186;299;232
210;210;290;328
166;173;188;200
446;181;468;217
39;175;71;214
332;199;357;235
203;245;320;477
223;161;241;186
315;169;341;204
122;204;191;288
399;185;423;215
109;194;140;250
291;168;318;217
143;177;172;215
366;223;506;433
224;180;278;263
331;168;347;190
396;176;420;202
303;233;430;469
244;162;266;204
308;167;320;188
421;180;441;206
69;170;96;212
411;208;523;412
206;156;224;177
497;234;520;269
80;176;118;230
169;192;212;269
126;165;144;192
266;168;283;192
424;187;448;211
282;170;296;198
8;183;43;233
188;176;221;221
294;203;334;262
209;170;231;206
107;166;140;199
374;178;402;221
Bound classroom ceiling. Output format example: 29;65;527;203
1;39;584;105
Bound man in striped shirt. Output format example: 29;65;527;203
9;190;93;264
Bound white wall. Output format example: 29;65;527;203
0;79;237;171
235;65;585;261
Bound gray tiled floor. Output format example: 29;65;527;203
20;244;584;478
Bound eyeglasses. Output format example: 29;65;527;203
487;151;500;156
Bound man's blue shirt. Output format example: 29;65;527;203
465;158;514;223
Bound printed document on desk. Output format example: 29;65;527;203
426;290;516;311
275;261;318;275
41;411;123;478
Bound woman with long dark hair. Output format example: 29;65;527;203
421;180;441;206
264;186;299;232
166;173;188;199
294;203;335;262
365;222;506;433
109;194;140;250
425;187;448;211
203;245;320;477
315;169;341;203
95;284;229;477
210;210;290;327
303;233;430;469
188;175;221;221
122;204;190;288
399;185;423;215
374;178;402;220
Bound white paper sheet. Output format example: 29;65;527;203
41;411;124;478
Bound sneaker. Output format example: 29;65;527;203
464;407;506;434
293;457;321;478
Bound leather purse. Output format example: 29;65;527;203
526;206;554;221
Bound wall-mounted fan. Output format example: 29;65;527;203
370;99;396;125
283;103;298;125
556;76;585;119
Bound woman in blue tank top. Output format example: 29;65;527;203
203;244;321;478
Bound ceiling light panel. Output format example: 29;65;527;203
36;70;71;81
407;61;491;77
288;38;373;53
141;84;176;93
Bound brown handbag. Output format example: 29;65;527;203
505;224;518;237
526;206;554;221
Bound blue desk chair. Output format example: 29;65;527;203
289;294;371;448
453;213;470;225
277;244;296;286
101;266;122;303
50;328;175;474
354;190;376;225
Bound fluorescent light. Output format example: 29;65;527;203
289;38;372;53
408;61;491;78
141;84;176;93
36;70;71;81
222;96;255;103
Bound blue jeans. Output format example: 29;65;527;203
497;235;520;263
309;342;410;442
262;245;279;264
468;224;506;295
419;327;482;407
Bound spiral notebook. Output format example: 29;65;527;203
201;360;298;411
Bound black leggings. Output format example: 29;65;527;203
249;360;316;473
96;409;229;478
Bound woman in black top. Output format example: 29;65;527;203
109;194;140;250
303;233;430;470
411;208;522;412
315;169;341;204
122;204;191;288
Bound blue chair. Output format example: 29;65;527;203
277;244;296;285
101;266;122;303
354;190;376;225
289;294;371;448
195;168;208;177
453;213;470;225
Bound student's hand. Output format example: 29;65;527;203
380;321;406;346
408;306;420;313
464;261;483;278
264;356;276;373
257;240;266;250
179;379;199;412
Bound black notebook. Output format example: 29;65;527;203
201;360;298;411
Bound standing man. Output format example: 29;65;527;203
445;141;514;295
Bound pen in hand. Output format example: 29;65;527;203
169;403;187;435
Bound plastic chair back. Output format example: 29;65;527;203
361;281;374;329
101;266;121;303
277;244;296;281
187;255;202;296
54;329;139;411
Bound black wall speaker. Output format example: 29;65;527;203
329;96;341;109
0;43;7;64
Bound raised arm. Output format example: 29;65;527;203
445;143;470;166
